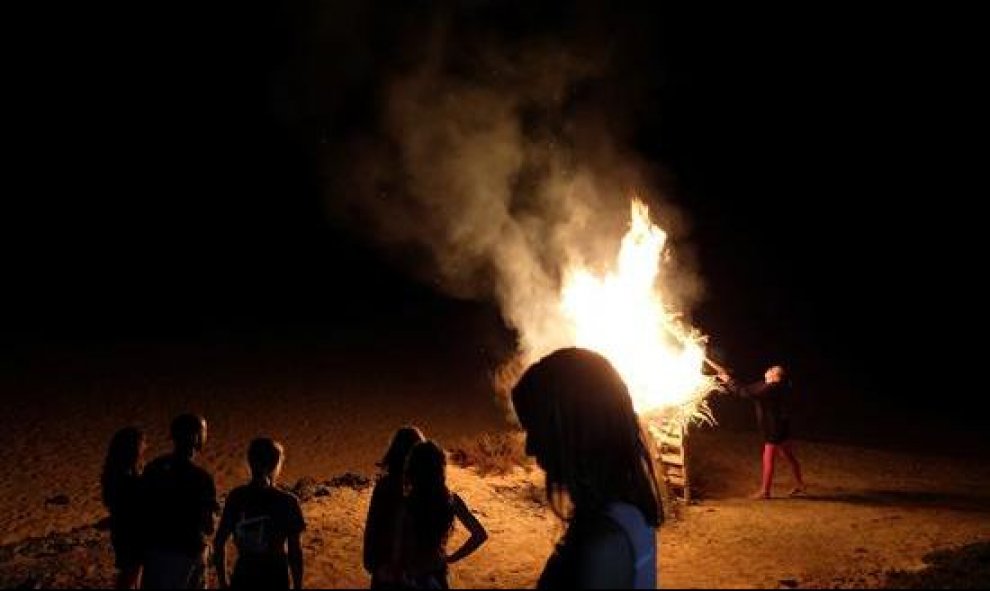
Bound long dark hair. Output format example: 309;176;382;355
511;347;663;527
101;426;145;509
378;426;426;478
404;440;454;552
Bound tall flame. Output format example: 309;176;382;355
555;200;714;420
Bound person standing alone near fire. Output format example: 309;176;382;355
717;365;807;499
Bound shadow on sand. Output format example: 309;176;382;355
799;489;990;514
884;540;990;589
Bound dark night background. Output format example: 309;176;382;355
2;4;983;450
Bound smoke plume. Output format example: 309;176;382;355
312;3;704;360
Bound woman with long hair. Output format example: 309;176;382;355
363;426;426;588
511;347;663;589
101;426;147;589
395;440;488;589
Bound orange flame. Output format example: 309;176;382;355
556;200;715;419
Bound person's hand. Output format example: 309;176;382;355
716;372;732;384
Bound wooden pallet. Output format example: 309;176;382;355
649;420;690;503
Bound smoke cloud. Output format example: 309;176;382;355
309;3;705;359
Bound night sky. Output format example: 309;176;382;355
3;4;981;434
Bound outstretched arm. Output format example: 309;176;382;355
719;373;773;398
739;380;773;398
445;494;488;564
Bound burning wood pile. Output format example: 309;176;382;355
501;199;724;501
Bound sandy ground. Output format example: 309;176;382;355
0;338;509;547
664;429;990;588
2;342;989;588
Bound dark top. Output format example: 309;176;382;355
363;474;403;575
104;470;142;533
733;379;793;443
395;493;460;583
219;483;306;558
103;470;144;567
218;483;305;588
141;453;219;557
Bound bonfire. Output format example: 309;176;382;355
558;199;719;429
502;199;721;431
497;198;723;501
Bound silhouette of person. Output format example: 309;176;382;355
214;437;305;590
363;426;426;588
512;347;662;589
140;414;218;589
718;365;806;499
393;440;488;589
102;426;147;589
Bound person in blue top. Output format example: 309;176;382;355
512;347;662;589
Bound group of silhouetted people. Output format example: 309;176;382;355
103;414;309;589
101;346;800;589
102;417;493;590
102;415;224;589
363;428;488;588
